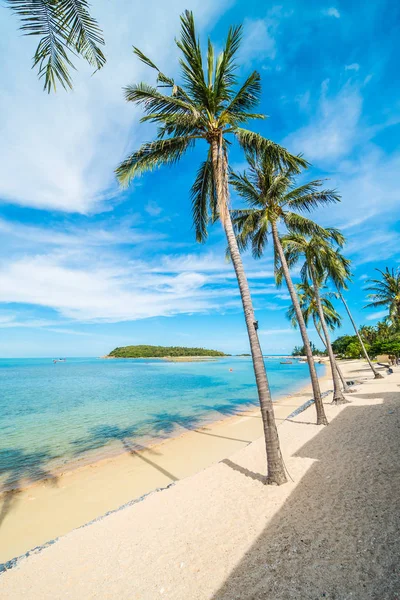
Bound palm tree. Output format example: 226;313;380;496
280;229;349;405
328;250;383;379
6;0;105;92
365;267;400;327
114;11;304;484
229;148;336;424
286;281;352;392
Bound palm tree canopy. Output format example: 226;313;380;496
286;281;341;332
364;267;400;324
229;146;341;259
115;10;306;242
6;0;105;92
278;228;346;286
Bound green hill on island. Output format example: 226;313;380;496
107;345;226;358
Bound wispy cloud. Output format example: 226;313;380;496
365;310;388;321
323;7;340;18
284;80;362;162
345;63;360;71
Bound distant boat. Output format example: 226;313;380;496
280;360;293;364
53;358;66;363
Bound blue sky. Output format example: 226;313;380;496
0;0;399;357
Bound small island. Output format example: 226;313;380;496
105;345;226;361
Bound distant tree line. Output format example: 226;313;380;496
292;342;326;357
108;345;226;358
332;321;400;361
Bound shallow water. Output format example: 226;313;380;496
0;357;322;490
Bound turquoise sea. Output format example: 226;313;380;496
0;357;322;491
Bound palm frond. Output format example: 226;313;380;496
283;213;328;236
229;170;260;206
59;0;105;70
176;10;208;105
285;187;341;212
190;151;216;242
234;129;308;172
115;136;194;186
220;71;263;122
214;24;243;101
7;0;105;92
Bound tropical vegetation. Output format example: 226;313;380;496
291;342;325;357
365;267;400;328
286;281;351;392
230;148;335;423
108;345;226;358
114;10;304;484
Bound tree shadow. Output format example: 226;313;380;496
71;423;179;482
195;397;258;420
0;448;58;529
222;459;265;483
212;390;400;599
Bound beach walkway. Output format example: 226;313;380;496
1;360;399;599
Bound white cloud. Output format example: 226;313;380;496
365;310;388;321
0;242;278;322
345;63;360;71
0;0;230;213
323;7;340;18
284;80;362;161
145;201;163;217
239;15;277;64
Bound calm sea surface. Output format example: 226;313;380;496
0;357;322;490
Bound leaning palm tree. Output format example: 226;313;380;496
365;267;400;328
114;12;305;484
328;249;383;379
229;148;336;424
6;0;105;92
286;281;352;392
280;229;349;405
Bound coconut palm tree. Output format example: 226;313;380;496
114;11;305;484
280;229;349;405
365;267;400;327
328;249;383;379
6;0;105;92
286;281;351;392
229;148;338;424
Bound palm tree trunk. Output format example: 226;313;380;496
210;138;287;485
310;267;348;404
271;222;328;425
337;289;383;379
312;315;352;393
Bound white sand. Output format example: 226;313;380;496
1;359;399;599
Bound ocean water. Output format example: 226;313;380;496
0;357;323;491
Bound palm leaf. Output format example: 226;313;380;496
7;0;105;92
190;151;216;242
115;137;195;186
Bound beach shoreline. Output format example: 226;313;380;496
1;357;397;599
0;362;329;563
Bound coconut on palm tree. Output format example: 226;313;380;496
286;281;352;392
328;249;383;379
365;267;400;328
114;11;305;484
280;229;349;405
229;148;339;424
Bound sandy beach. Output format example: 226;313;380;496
1;358;399;599
0;361;329;563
